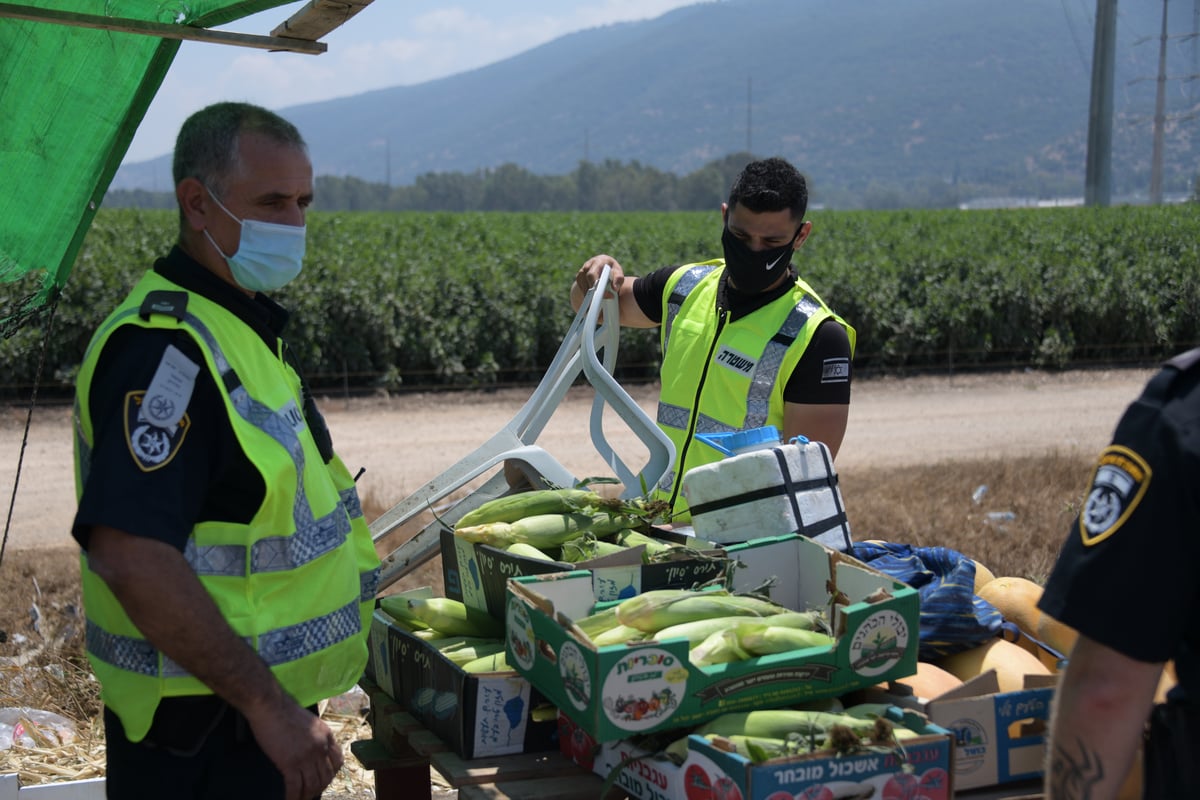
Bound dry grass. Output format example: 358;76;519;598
0;451;1094;791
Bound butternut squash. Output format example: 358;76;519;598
971;560;996;594
977;576;1044;637
978;575;1077;658
879;660;964;701
935;637;1053;693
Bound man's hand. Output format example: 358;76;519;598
571;254;627;309
247;699;343;800
87;527;342;799
570;254;656;328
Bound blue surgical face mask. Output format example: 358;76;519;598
203;187;306;292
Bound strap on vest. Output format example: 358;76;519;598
139;290;189;322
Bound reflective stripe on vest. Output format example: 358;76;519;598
658;277;823;433
77;303;378;682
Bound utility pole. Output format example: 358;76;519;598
1150;0;1170;204
746;76;753;154
1085;0;1118;206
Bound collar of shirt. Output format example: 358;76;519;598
155;245;290;350
717;264;798;321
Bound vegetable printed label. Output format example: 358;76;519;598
559;641;592;711
600;646;687;731
847;608;910;678
505;598;536;672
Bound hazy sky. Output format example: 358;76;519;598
124;0;700;163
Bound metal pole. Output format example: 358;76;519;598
1150;0;1170;204
1086;0;1119;206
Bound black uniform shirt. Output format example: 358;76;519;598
633;264;852;405
1039;349;1200;694
71;246;287;553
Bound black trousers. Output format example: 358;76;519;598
1144;702;1200;799
103;698;321;800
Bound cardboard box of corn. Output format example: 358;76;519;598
556;703;954;800
440;487;733;620
366;586;558;758
504;534;921;743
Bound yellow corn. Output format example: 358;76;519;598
455;511;640;549
652;616;757;647
761;611;827;632
613;529;675;562
736;624;835;656
455;488;600;528
696;710;878;740
505;542;557;561
616;589;787;633
591;624;648;647
690;629;749;667
461;651;511;673
560;537;628;563
404;597;504;639
378;595;430;630
425;635;497;651
571;604;623;639
438;641;507;667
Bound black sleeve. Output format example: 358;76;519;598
1038;378;1200;663
72;327;226;553
630;265;680;325
782;319;853;404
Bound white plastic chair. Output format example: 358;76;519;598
370;266;675;590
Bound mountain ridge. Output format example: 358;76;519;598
112;0;1197;201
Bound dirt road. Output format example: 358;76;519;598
0;367;1154;551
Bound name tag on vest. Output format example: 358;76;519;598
714;345;756;376
281;399;306;434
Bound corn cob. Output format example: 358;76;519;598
454;511;640;549
571;604;623;639
652;616;757;647
736;624;835;656
438;640;507;667
704;733;799;763
455;488;601;528
690;629;750;667
425;635;499;652
613;529;676;562
378;595;430;629
696;710;879;741
591;624;648;647
505;542;557;561
617;589;787;633
560;537;628;563
761;611;827;632
404;597;504;638
462;651;510;673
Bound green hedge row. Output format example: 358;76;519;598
3;205;1197;397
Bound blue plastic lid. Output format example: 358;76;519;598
694;425;782;457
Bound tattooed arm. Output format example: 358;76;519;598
1045;635;1160;800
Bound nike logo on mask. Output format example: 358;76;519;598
765;253;786;270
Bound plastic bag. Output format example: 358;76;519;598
849;541;1006;660
0;706;78;749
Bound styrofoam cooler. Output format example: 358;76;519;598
681;429;853;550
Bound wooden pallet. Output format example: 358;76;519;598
354;677;626;800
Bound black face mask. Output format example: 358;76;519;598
721;225;797;294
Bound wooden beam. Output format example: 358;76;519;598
270;0;374;42
0;3;326;54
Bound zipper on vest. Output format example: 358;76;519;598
668;307;730;511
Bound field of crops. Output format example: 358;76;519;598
2;204;1197;397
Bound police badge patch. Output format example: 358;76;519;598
1078;444;1152;546
124;391;191;472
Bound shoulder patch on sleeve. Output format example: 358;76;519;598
125;391;192;471
122;346;199;472
1078;445;1152;546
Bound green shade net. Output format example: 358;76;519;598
0;0;293;336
